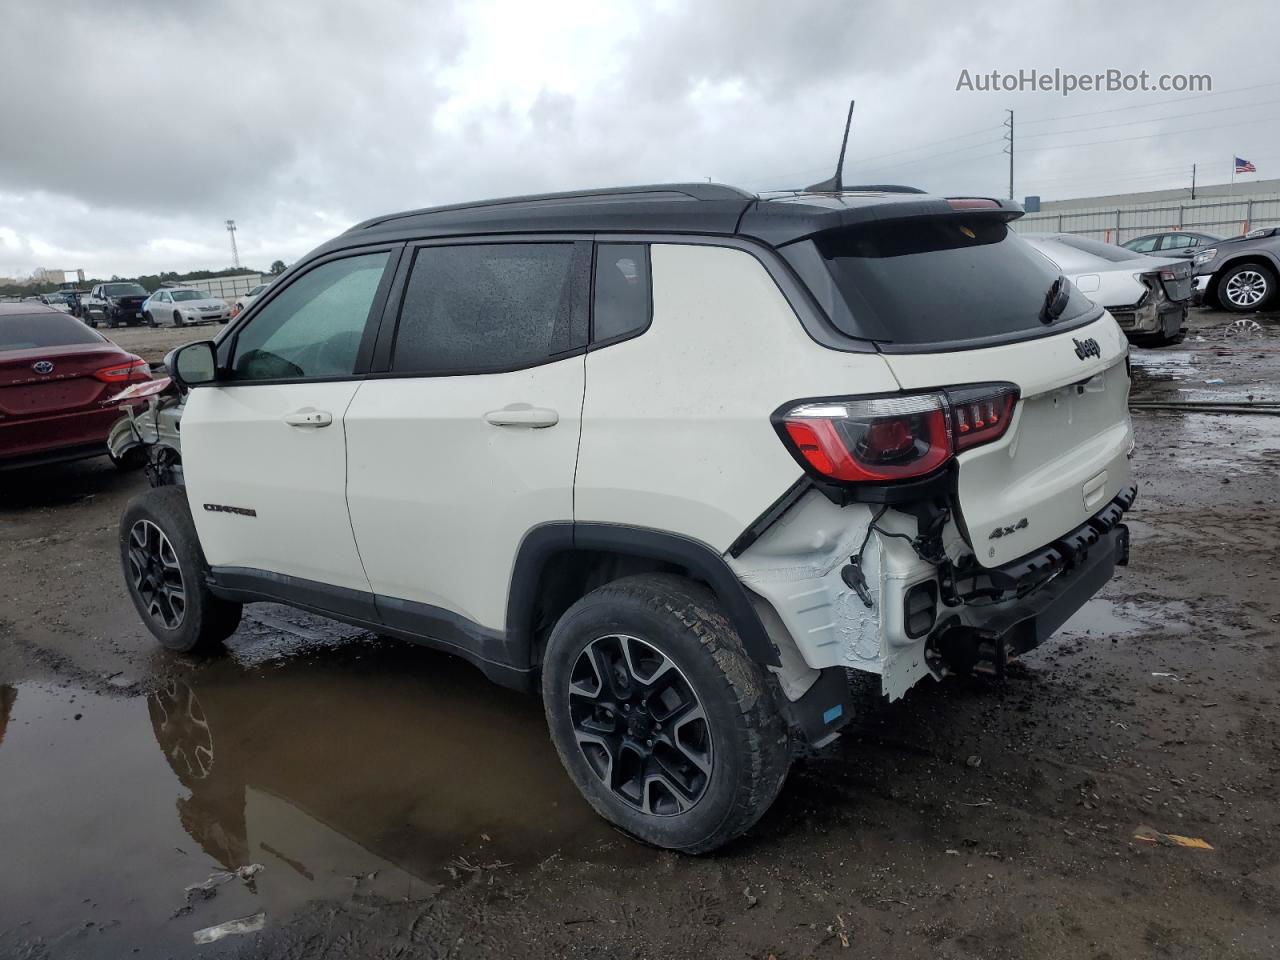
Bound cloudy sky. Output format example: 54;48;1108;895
2;0;1277;279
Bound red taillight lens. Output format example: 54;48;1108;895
945;384;1018;452
780;395;951;483
777;384;1018;485
93;356;151;383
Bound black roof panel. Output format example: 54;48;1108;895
328;183;1023;254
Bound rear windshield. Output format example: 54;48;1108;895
792;218;1097;345
104;283;148;297
1;314;106;350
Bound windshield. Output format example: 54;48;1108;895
248;285;268;296
104;283;148;297
1049;235;1146;262
1;314;105;350
793;218;1096;345
170;290;211;302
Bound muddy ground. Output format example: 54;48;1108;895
1;309;1278;959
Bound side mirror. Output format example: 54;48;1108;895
167;341;219;388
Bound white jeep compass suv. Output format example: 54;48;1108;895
119;183;1135;853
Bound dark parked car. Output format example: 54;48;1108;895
1190;227;1280;312
0;303;151;470
80;282;151;328
1122;231;1219;260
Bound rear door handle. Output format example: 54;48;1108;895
283;409;333;428
484;404;559;428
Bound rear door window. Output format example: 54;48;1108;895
793;219;1096;346
391;242;588;374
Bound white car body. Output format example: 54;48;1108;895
144;288;230;327
232;283;271;317
1023;233;1190;342
125;184;1138;851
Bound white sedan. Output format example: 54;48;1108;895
1022;233;1192;346
230;282;271;318
143;289;231;327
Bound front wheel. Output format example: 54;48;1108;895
144;311;156;327
1218;263;1276;312
119;486;242;654
173;310;184;327
541;573;791;853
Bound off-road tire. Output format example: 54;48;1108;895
541;573;791;853
119;486;241;654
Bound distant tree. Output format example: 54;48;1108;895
270;260;286;275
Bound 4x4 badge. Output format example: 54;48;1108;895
1073;337;1101;360
988;517;1029;539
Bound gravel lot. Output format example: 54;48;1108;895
1;308;1278;959
102;322;225;366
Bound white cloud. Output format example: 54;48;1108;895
0;0;1276;277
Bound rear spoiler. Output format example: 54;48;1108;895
740;196;1025;248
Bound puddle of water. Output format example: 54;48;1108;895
1129;349;1196;380
1058;597;1193;639
0;642;628;957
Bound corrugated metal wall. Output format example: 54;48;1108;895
1012;192;1280;243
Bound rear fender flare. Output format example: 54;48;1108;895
507;522;781;669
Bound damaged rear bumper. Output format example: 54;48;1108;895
941;484;1136;663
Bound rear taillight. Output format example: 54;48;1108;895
93;356;151;383
945;383;1018;452
776;383;1019;485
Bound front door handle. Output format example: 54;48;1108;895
484;404;559;428
283;409;333;428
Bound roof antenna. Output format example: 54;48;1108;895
805;100;854;193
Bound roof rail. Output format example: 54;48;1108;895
351;182;756;232
841;184;926;194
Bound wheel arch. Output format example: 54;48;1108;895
1207;253;1280;303
508;522;781;671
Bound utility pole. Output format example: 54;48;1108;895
1003;110;1014;201
225;219;240;269
1191;163;1197;200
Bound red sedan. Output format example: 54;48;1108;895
1;303;151;470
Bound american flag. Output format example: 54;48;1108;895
1235;156;1257;173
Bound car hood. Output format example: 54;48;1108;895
172;298;225;309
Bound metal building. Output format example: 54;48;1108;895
1012;178;1280;244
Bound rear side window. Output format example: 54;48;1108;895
792;219;1096;345
0;314;105;349
592;244;651;343
1126;236;1159;253
392;243;587;374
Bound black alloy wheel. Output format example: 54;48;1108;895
568;633;713;816
126;518;186;629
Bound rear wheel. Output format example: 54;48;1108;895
120;487;241;654
1218;263;1275;312
541;573;791;853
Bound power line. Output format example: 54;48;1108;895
1017;115;1279;154
1019;97;1280;141
1019;80;1280;125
